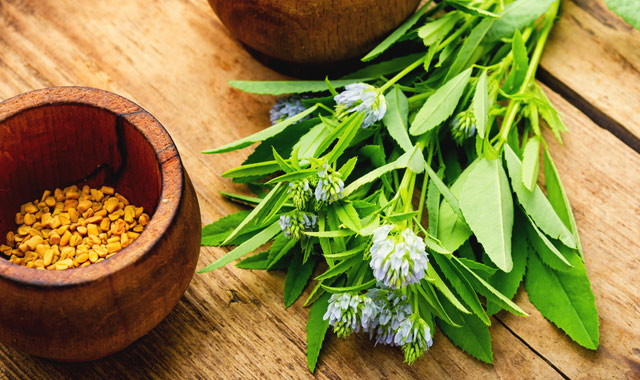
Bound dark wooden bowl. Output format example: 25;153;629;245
208;0;421;65
0;87;201;361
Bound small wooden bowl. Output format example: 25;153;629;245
0;87;201;361
208;0;421;65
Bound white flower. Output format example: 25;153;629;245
324;293;379;338
369;226;429;289
394;315;433;364
279;210;317;239
314;164;344;204
368;290;412;346
270;96;308;125
335;83;387;128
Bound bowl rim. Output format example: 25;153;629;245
0;86;184;287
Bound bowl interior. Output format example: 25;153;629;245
0;103;161;247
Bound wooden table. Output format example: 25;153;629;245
0;1;638;379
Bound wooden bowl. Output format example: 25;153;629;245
208;0;421;65
0;87;201;361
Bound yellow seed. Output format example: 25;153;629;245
88;251;98;263
90;189;104;202
76;226;88;235
135;207;144;218
84;215;103;225
126;231;140;239
41;190;51;202
99;218;110;232
65;191;79;200
54;262;69;270
43;250;53;266
60;230;72;246
94;208;107;218
124;206;136;223
94;245;109;257
24;213;36;226
17;225;30;235
61;246;75;258
49;231;61;245
41;213;52;226
87;223;100;236
0;244;11;253
59;214;70;226
6;231;15;245
100;186;115;195
49;215;61;229
26;261;35;268
29;228;43;237
77;253;89;263
69;233;82;247
15;213;24;225
35;244;48;257
111;219;126;236
106;242;121;254
45;196;56;207
133;225;144;233
120;233;130;248
104;197;119;213
25;236;44;250
23;203;38;214
63;199;79;211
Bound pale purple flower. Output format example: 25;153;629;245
335;83;387;128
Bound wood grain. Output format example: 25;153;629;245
0;0;636;378
541;0;640;146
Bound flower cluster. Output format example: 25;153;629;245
314;164;344;204
278;210;317;239
451;109;477;145
289;179;313;210
270;96;308;125
335;83;387;128
324;288;433;364
369;225;430;289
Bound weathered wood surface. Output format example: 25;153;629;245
0;0;637;379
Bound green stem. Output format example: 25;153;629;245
496;1;559;149
379;56;427;93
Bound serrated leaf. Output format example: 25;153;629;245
438;293;493;363
343;53;425;79
321;279;377;293
432;254;489;325
418;11;461;46
222;161;281;179
338;157;359;180
472;71;489;138
526;251;599;350
316;255;361;281
343;147;416;196
437;162;475;252
445;0;499;18
199;221;281;273
544;149;583;257
243;118;318;166
307;292;331;373
486;220;528;315
383;87;413;152
486;0;554;41
202;211;252;246
446;18;494;81
504;145;576;249
362;2;431;61
604;0;640;29
236;251;270;270
452;256;527;316
521;136;540;191
503;29;530;94
267;235;298;270
410;68;472;135
284;255;318;307
204;105;319;154
416;281;461;327
335;202;363;232
460;157;514;272
457;258;497;279
427;265;470;314
229;80;366;95
524;212;573;271
324;113;365;163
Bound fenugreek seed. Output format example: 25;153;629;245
63;199;79;211
54;263;69;270
124;206;136;223
126;231;140;239
106;242;121;253
69;233;82;247
104;197;119;213
106;236;120;244
60;230;72;246
65;191;79;200
61;247;75;258
94;245;109;257
49;231;61;245
32;222;43;230
49;215;61;229
82;208;94;219
56;225;69;235
45;196;56;207
77;253;89;263
96;258;104;263
106;253;115;259
81;185;90;195
94;209;107;218
90;189;104;202
121;233;130;248
76;226;88;235
26;262;35;268
29;228;42;237
41;213;52;226
84;215;103;225
139;213;150;226
133;225;144;233
43;250;54;266
41;190;51;202
87;224;100;236
111;219;126;236
88;251;98;263
59;214;70;226
23;203;38;214
135;207;144;218
17;225;30;235
100;186;114;195
35;244;48;256
0;245;11;253
6;231;15;245
100;218;110;232
24;214;36;226
26;236;44;250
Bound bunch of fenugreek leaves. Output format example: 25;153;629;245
200;0;599;372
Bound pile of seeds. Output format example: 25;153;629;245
0;185;150;270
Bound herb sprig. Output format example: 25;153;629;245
201;0;599;371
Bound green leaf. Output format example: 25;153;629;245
335;202;363;232
321;279;376;293
526;251;599;350
418;11;461;46
222;183;286;245
432;254;489;325
445;0;499;18
503;30;530;94
486;221;528;315
486;0;555;41
524;213;573;271
284;255;318;307
229;80;366;95
243;118;318;166
460;157;514;272
316;255;361;281
305;230;355;238
338;157;358;180
343;53;425;79
383;87;413;152
437;163;473;252
446;18;495;81
343;147;416;196
504;145;576;249
361;145;387;168
426;173;441;236
472;71;489;138
544;149;583;257
202;211;252;246
416;282;461;327
307;292;331;373
425;159;463;219
410;68;472;135
457;258;497;279
388;211;418;223
521;136;540;191
452;256;527;316
272;147;295;172
426;265;470;314
267;169;316;184
362;1;431;61
199;221;282;273
203;105;319;154
267;235;298;270
222;161;281;179
604;0;640;29
236;251;270;270
439;295;493;363
324;113;365;163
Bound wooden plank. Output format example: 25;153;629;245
0;1;565;379
495;83;640;380
541;0;640;146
